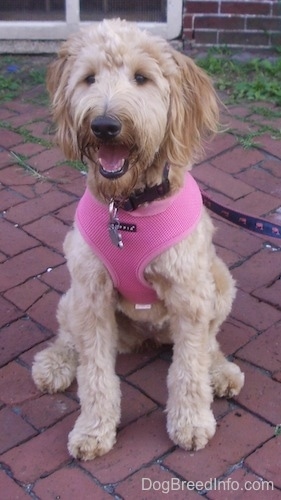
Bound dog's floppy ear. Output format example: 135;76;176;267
47;43;80;160
165;49;219;167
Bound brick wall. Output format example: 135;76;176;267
183;0;281;48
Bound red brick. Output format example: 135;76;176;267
212;215;262;257
236;165;281;196
272;370;281;383
257;134;281;160
24;215;68;253
253;276;281;310
27;290;61;333
204;132;238;157
44;163;84;184
13;141;47;158
216;245;241;268
232;247;281;293
0;148;14;168
59;175;86;197
5;100;42;114
0;107;17;120
233;248;280;292
212;398;231;420
82;410;173;483
0;407;36;453
28;148;66;173
236;323;281;374
0;295;22;328
232;190;280;217
183;14;193;30
163;410;273;483
217;319;256;357
0;470;30;499
219;31;270;47
0;129;23;147
5;189;73;225
221;2;271;16
235;360;281;424
0;165;38;187
0;246;64;293
0;318;50;367
0;361;40;405
19;393;78;430
4;278;49;311
245;437;281;489
248;17;281;32
54;201;78;224
121;381;156;428
210;146;265;174
194;31;218;44
0;251;7;263
39;264;70;293
194;16;244;30
25;121;53;141
194;164;254;200
273;2;281;16
34;466;109;500
186;1;218;14
232;290;281;331
1;412;77;483
116;463;199;498
127;359;169;406
224;104;252;119
116;349;162;376
208;467;280;499
7;107;49;128
1;219;39;256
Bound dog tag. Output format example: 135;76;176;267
109;222;124;248
108;201;124;249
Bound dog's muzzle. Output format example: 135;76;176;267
91;116;129;179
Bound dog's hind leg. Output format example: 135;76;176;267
208;256;244;398
32;291;78;393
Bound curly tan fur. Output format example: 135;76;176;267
32;19;244;461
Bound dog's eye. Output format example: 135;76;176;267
134;73;148;85
85;75;96;85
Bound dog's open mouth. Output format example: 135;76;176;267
98;144;130;179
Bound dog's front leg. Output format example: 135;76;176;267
67;288;121;461
166;309;216;451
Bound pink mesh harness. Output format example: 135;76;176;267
75;173;202;306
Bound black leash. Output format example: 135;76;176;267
202;192;281;240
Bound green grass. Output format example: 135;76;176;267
198;48;281;106
0;55;50;104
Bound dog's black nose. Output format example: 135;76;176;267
91;116;121;140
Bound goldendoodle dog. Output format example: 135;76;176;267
32;19;244;461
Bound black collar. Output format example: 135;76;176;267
118;163;170;212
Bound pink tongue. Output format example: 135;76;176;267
98;145;129;172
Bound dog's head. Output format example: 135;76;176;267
47;19;219;202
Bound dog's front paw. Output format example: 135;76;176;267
167;409;216;451
32;346;77;394
68;417;117;460
212;361;245;398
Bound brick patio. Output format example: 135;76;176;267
0;85;281;499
